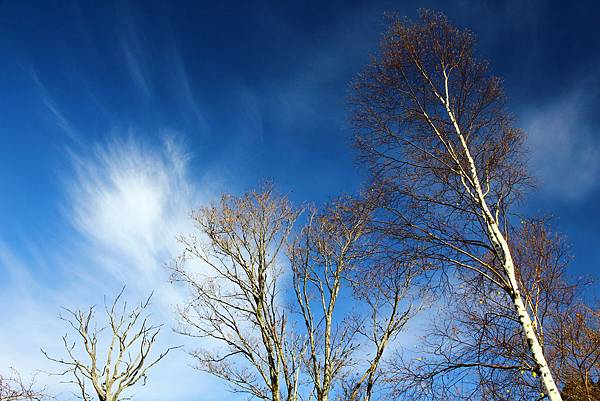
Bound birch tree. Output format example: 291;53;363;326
343;258;418;401
42;290;174;401
388;219;595;401
171;186;301;401
289;195;416;401
550;304;600;401
352;10;563;400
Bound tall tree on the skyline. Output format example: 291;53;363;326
289;195;416;401
352;9;563;401
171;186;303;401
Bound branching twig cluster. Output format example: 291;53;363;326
42;289;177;401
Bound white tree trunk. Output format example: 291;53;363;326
446;93;564;401
486;216;563;401
511;281;563;401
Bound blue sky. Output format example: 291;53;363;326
1;1;599;400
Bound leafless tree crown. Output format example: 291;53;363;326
352;9;564;401
43;290;175;401
173;187;418;401
172;185;302;401
0;369;50;401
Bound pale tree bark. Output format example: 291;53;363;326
42;289;175;401
290;204;361;401
352;10;563;401
443;76;562;401
290;195;417;401
171;185;301;401
390;218;583;401
0;369;50;401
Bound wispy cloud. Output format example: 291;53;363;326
112;1;153;101
523;88;600;201
67;135;192;285
121;42;153;100
29;68;79;142
171;48;207;128
0;133;230;400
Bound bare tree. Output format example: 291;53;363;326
42;290;174;401
388;219;590;401
172;186;419;401
290;195;416;401
171;186;301;401
550;304;600;401
0;369;50;401
290;201;365;401
344;260;419;401
352;10;563;400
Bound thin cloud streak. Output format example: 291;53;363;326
29;68;79;142
171;48;207;128
115;1;153;100
121;42;153;100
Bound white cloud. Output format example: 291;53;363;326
524;90;600;201
0;133;233;401
62;134;228;400
67;135;192;282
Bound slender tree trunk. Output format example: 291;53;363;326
502;239;563;401
449;94;564;401
481;202;563;401
479;191;563;401
478;195;563;401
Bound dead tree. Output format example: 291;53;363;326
171;186;301;401
42;290;174;401
352;10;563;400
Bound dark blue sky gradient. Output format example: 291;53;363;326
1;2;600;399
1;0;599;297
